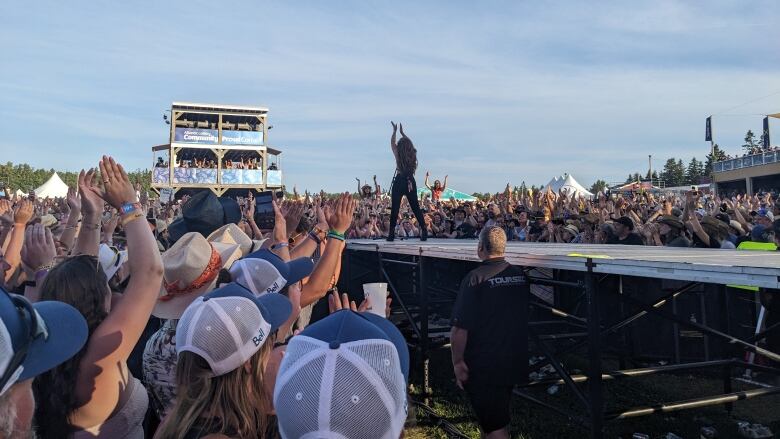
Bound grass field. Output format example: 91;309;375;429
404;350;780;439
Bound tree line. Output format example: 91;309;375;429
0;162;151;193
617;144;729;188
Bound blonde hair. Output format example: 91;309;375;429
155;342;273;439
479;225;506;256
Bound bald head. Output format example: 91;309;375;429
478;225;506;259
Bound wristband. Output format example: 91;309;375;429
120;202;142;215
327;230;345;242
35;268;50;282
271;242;289;250
308;230;322;245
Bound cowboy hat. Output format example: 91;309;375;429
152;232;242;319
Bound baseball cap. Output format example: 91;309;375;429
751;224;773;242
274;310;409;439
97;243;127;281
176;282;292;377
0;288;88;395
714;213;730;224
233;249;314;296
758;208;775;222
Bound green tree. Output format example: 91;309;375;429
0;162;152;193
685;157;702;185
660;158;686;187
704;144;727;175
743;130;760;155
589;179;609;194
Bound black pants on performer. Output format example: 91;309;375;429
388;173;426;240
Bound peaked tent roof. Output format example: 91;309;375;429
417;187;477;201
544;174;594;198
34;173;69;198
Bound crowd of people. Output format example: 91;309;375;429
723;144;780;160
156;155;263;170
0;156;407;439
2;125;780;438
344;182;780;250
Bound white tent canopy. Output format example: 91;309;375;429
544;173;594;199
34;173;69;198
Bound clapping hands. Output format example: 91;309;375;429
21;223;56;273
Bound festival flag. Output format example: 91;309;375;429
705;116;712;142
763;116;771;147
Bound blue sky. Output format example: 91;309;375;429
1;1;779;192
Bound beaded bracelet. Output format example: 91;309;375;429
81;222;101;231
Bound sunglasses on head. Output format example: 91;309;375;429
0;291;49;394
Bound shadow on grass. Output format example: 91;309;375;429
406;350;780;439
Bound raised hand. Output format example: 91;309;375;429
21;223;56;272
102;212;119;237
245;198;256;221
390;121;397;132
399;123;406;138
97;156;137;210
315;201;329;231
78;169;104;215
66;186;81;215
282;201;305;238
0;199;13;225
14;199;34;225
328;291;358;313
326;193;357;235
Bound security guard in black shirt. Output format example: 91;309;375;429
451;226;529;438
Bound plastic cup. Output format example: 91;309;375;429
363;283;389;317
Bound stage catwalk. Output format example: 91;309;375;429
347;238;780;289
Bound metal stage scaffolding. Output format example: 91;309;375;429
343;239;780;439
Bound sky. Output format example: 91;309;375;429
1;1;779;193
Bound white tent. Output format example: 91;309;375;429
544;173;594;199
34;173;69;198
14;189;25;198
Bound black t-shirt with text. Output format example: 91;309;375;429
451;258;529;384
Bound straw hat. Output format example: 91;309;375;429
729;220;745;235
563;224;580;237
207;223;268;258
153;232;242;319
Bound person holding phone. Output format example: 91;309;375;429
387;121;427;242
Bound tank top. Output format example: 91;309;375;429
72;376;148;439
